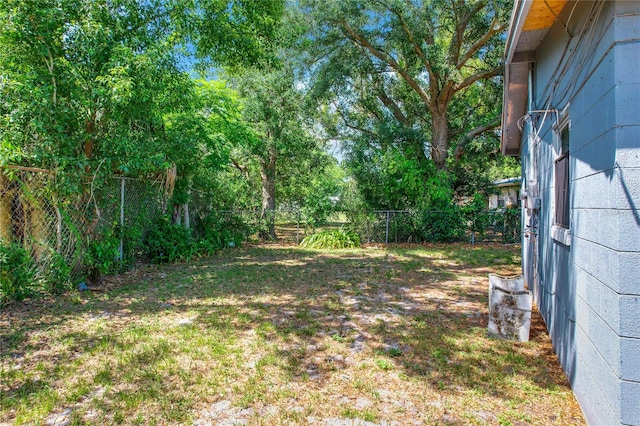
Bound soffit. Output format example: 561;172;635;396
501;0;569;156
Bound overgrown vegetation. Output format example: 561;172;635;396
0;242;36;304
0;0;521;302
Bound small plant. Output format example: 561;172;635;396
300;228;361;249
374;358;394;371
341;407;377;422
0;241;38;304
85;232;121;282
42;249;72;294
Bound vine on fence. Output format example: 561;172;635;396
0;166;522;304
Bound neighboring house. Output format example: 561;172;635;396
488;177;521;209
501;1;640;425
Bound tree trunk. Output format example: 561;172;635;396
259;146;277;240
183;202;190;229
431;107;449;170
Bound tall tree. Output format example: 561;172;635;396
228;68;319;239
301;0;509;171
0;0;193;176
0;0;285;174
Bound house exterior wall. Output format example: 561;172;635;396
520;1;640;424
488;185;519;209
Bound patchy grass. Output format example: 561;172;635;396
0;243;584;425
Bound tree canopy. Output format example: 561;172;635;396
301;0;509;167
0;0;518;225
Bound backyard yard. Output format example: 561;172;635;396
1;243;584;425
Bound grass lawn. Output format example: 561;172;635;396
0;243;584;425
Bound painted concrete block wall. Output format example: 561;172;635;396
520;1;640;424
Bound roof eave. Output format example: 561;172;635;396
500;0;569;156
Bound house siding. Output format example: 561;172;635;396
520;1;640;424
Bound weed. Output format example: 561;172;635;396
0;242;38;304
331;334;346;343
375;358;394;371
341;407;377;422
386;347;403;357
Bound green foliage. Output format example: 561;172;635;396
120;223;146;266
144;217;195;263
42;250;72;295
300;228;360;249
463;194;492;236
86;232;121;281
183;0;285;70
197;212;250;249
500;207;521;244
413;206;466;243
0;241;37;304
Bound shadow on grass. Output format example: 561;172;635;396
1;243;571;423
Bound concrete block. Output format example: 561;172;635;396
589;238;620;287
612;167;640;213
572;346;620;425
614;14;640;44
576;274;622;337
571;208;598;243
571;130;616;178
620;296;640;338
572;237;594;274
574;263;596;301
621;380;640;425
613;210;640;252
576;297;620;375
620;338;640;382
550;307;577;375
574;324;622;415
616;84;640;127
615;126;640;168
572;84;615;137
615;42;640;86
616;252;640;295
615;0;640;15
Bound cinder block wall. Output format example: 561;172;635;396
521;1;640;424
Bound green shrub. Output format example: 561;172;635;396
462;194;492;237
501;207;521;243
144;216;195;263
86;232;121;281
414;206;466;242
197;212;249;249
120;222;146;265
42;250;72;294
0;242;38;304
300;228;361;249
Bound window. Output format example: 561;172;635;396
498;198;506;208
554;119;570;227
552;108;571;245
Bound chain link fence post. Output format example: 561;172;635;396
385;211;390;244
118;177;125;261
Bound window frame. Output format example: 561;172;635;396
551;107;571;246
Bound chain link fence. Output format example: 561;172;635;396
0;165;521;303
0;166;168;303
208;208;522;245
